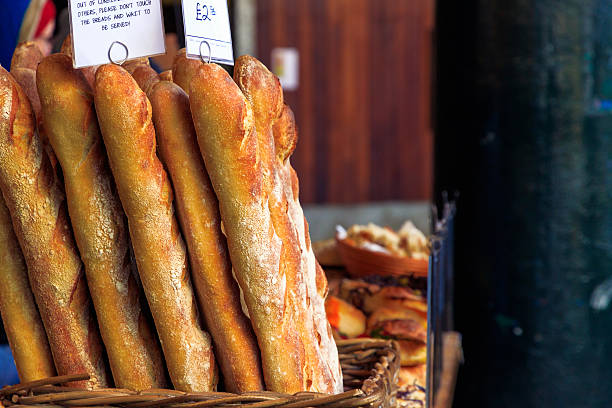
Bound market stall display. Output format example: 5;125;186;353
317;221;431;407
0;37;405;404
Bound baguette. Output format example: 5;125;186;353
122;58;150;75
189;60;341;393
10;43;59;174
60;36;96;90
159;70;172;82
172;49;202;95
94;64;217;392
37;54;168;391
10;41;42;71
131;64;159;95
233;56;341;393
0;66;110;388
149;80;263;392
0;198;56;382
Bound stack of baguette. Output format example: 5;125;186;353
0;42;342;394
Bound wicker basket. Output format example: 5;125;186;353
0;339;399;408
336;237;428;279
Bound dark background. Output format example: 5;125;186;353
436;0;612;406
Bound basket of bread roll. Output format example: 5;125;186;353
0;41;399;407
335;222;430;279
325;279;427;408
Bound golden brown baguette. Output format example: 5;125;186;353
149;80;263;392
60;36;97;91
189;60;341;393
94;64;217;392
37;54;168;391
10;41;42;71
10;43;59;174
159;70;172;82
0;66;110;388
233;55;342;393
172;49;202;95
131;64;160;95
9;67;41;123
9;43;42;120
0;198;56;382
122;58;150;74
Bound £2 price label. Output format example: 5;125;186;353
182;0;234;65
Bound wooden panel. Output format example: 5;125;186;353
256;0;433;203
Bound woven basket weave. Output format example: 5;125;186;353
0;339;399;408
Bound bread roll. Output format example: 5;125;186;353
0;66;110;388
94;64;217;392
189;59;342;393
0;198;56;382
149;80;263;392
172;49;201;95
37;54;168;391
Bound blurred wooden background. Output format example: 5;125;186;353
254;0;435;204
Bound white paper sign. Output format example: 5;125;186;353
182;0;234;65
68;0;166;68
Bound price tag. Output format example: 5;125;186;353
182;0;234;65
68;0;166;68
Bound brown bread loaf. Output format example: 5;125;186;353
131;64;160;95
189;59;342;393
60;36;97;91
37;54;168;391
159;70;172;82
122;58;150;75
233;56;341;393
10;41;42;71
9;43;58;172
94;64;217;392
0;198;56;382
0;66;110;389
149;80;263;392
172;49;202;95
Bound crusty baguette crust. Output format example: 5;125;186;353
0;198;56;382
122;58;150;75
131;65;160;96
150;80;263;392
189;60;341;393
233;56;342;393
9;68;41;122
172;49;202;95
94;64;217;392
10;42;42;71
159;70;172;82
0;66;110;389
60;36;97;91
37;54;168;391
9;44;59;173
190;63;297;392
